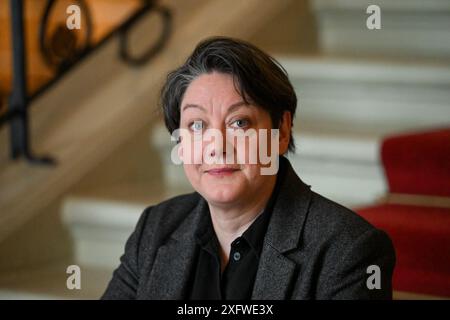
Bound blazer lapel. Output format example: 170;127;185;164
252;157;313;299
145;196;209;299
145;237;197;299
251;245;297;299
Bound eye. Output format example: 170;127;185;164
189;120;204;132
230;118;249;129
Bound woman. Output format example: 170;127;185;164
102;37;395;300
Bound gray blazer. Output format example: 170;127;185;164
102;157;395;300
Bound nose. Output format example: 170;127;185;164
205;125;232;162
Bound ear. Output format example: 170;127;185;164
278;111;292;155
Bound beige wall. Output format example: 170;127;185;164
0;197;72;272
250;0;318;55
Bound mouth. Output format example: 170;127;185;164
204;167;241;176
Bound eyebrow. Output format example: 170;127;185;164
182;104;206;112
227;101;249;113
181;101;249;113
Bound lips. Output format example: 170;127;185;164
205;167;240;176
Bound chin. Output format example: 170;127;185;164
201;184;243;206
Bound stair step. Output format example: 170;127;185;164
61;181;193;269
279;56;450;135
62;197;143;269
0;261;111;299
311;0;450;58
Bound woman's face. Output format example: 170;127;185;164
178;72;290;208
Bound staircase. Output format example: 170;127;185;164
1;0;449;299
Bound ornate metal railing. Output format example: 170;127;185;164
0;0;171;164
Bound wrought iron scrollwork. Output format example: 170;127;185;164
39;0;93;71
119;3;172;66
2;0;172;164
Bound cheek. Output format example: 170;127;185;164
240;164;261;181
180;136;203;164
260;129;277;157
232;132;259;165
233;130;274;165
183;164;201;186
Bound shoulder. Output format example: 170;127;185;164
132;192;202;246
300;192;395;299
308;191;374;235
145;191;201;219
303;191;393;255
142;191;201;226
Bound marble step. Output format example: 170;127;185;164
278;56;450;135
311;0;450;58
62;197;146;269
61;182;193;269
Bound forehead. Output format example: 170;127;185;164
181;72;243;111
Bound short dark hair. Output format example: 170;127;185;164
160;36;297;152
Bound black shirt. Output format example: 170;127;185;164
189;207;271;300
188;159;286;300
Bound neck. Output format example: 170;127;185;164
208;175;276;270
